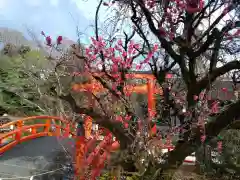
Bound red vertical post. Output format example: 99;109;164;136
147;78;156;135
44;119;51;135
75;121;86;178
85;93;94;139
64;123;70;138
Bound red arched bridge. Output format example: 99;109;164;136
0;116;196;179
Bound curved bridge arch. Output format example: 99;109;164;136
0;116;76;154
0;116;119;179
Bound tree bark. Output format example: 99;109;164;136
59;93;134;149
156;100;240;178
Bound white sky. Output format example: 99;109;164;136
0;0;9;10
71;0;107;20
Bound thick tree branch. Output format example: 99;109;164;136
59;93;134;149
206;100;240;139
209;36;222;73
226;120;240;130
192;0;218;29
193;4;234;47
193;19;240;59
158;100;240;174
197;61;240;92
193;28;219;57
210;21;240;72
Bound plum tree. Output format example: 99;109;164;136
41;0;240;179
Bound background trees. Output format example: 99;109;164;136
0;34;86;118
0;45;44;115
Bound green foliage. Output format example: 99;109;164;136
99;173;140;180
99;172;115;180
126;177;138;180
211;129;240;177
0;46;48;116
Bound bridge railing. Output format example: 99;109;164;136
0;116;76;154
0;116;75;131
0;116;196;167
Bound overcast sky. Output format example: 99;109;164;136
0;0;235;44
0;0;105;43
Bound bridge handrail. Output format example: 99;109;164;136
0;115;76;131
0;115;72;128
0;117;77;154
0;123;76;139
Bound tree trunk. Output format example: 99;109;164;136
195;144;212;174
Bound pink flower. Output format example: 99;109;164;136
194;95;198;100
112;84;117;91
153;44;158;51
122;51;127;57
169;32;174;40
143;57;150;64
147;0;155;8
211;101;219;113
117;39;123;46
136;64;142;70
116;115;123;122
221;87;227;92
199;0;204;8
116;91;121;95
148;109;156;118
134;44;140;50
125;91;131;97
112;64;118;72
45;36;52;46
199;92;205;99
56;36;63;45
109;47;115;53
125;115;132;121
235;29;240;36
165;73;173;79
200;135;206;143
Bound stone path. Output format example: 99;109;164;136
0;137;74;180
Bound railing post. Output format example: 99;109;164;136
15;120;23;142
44;119;51;134
84;116;92;139
16;120;23;128
31;127;36;134
15;131;21;142
75;121;86;178
64;123;70;138
85;93;94;139
55;126;61;136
